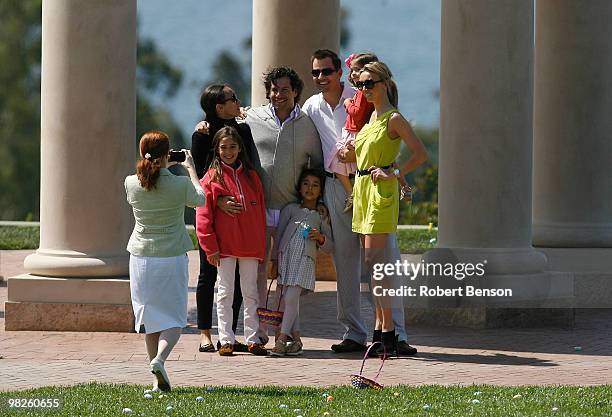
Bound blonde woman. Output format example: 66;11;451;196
352;62;427;357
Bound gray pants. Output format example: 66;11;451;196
324;176;408;344
324;177;369;344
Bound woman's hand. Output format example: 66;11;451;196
308;228;325;245
238;106;250;120
207;252;220;267
217;195;243;216
368;166;395;184
181;149;195;169
194;121;210;134
343;97;352;110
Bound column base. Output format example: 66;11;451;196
316;252;336;281
405;307;575;329
533;222;612;247
422;246;548;275
5;274;133;332
5;301;134;332
24;249;129;277
536;247;612;309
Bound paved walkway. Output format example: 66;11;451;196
1;250;610;391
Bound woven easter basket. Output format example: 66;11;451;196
350;342;386;390
256;278;283;326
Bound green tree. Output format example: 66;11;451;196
205;50;250;106
0;0;42;221
136;37;185;148
0;1;185;220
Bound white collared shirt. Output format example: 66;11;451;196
269;103;301;128
302;82;356;170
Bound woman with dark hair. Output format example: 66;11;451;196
125;131;204;391
192;84;259;353
352;61;427;357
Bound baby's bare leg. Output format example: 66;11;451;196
337;174;353;196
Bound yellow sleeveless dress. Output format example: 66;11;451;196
352;109;401;234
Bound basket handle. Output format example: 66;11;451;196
359;341;386;381
264;276;284;310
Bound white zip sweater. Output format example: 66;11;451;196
246;105;324;210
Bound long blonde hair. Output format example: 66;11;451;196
362;61;398;108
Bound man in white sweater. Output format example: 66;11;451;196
245;67;323;344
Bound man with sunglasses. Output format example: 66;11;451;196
245;66;323;345
303;50;415;356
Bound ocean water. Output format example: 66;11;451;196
137;0;441;136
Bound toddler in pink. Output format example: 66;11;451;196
327;53;378;213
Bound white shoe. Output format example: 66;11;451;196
150;359;171;392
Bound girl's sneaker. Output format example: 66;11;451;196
285;340;303;356
270;339;288;356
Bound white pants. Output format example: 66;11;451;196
217;257;259;345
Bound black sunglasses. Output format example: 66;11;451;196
355;79;384;90
311;68;336;77
220;93;239;103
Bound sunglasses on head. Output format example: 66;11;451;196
355;79;384;90
221;93;239;103
311;68;336;77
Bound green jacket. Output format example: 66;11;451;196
125;168;205;257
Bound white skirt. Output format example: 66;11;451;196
129;254;189;333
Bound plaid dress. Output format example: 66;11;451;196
278;216;316;292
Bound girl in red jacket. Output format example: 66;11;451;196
196;126;267;356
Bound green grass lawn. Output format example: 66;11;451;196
0;384;609;416
0;225;438;254
0;225;39;250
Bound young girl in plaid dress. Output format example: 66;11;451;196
269;169;334;356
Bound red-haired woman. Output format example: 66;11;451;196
125;131;205;392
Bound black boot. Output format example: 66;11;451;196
376;330;397;358
367;329;382;357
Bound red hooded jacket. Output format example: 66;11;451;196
196;162;266;261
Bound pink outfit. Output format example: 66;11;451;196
327;89;374;176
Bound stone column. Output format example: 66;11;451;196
6;0;136;331
414;1;573;328
251;0;340;106
533;1;612;248
437;0;543;273
532;1;612;310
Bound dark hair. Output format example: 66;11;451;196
311;49;341;71
348;53;379;87
208;126;255;190
199;84;230;122
362;61;399;108
136;131;170;191
295;168;326;200
263;66;304;103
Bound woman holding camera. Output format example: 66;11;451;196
192;84;259;353
125;131;205;391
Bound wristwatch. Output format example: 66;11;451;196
393;168;401;177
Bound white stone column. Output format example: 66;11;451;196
412;1;575;327
6;0;136;331
533;0;612;248
251;0;340;106
436;0;545;274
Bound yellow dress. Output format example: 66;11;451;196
352;109;401;234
